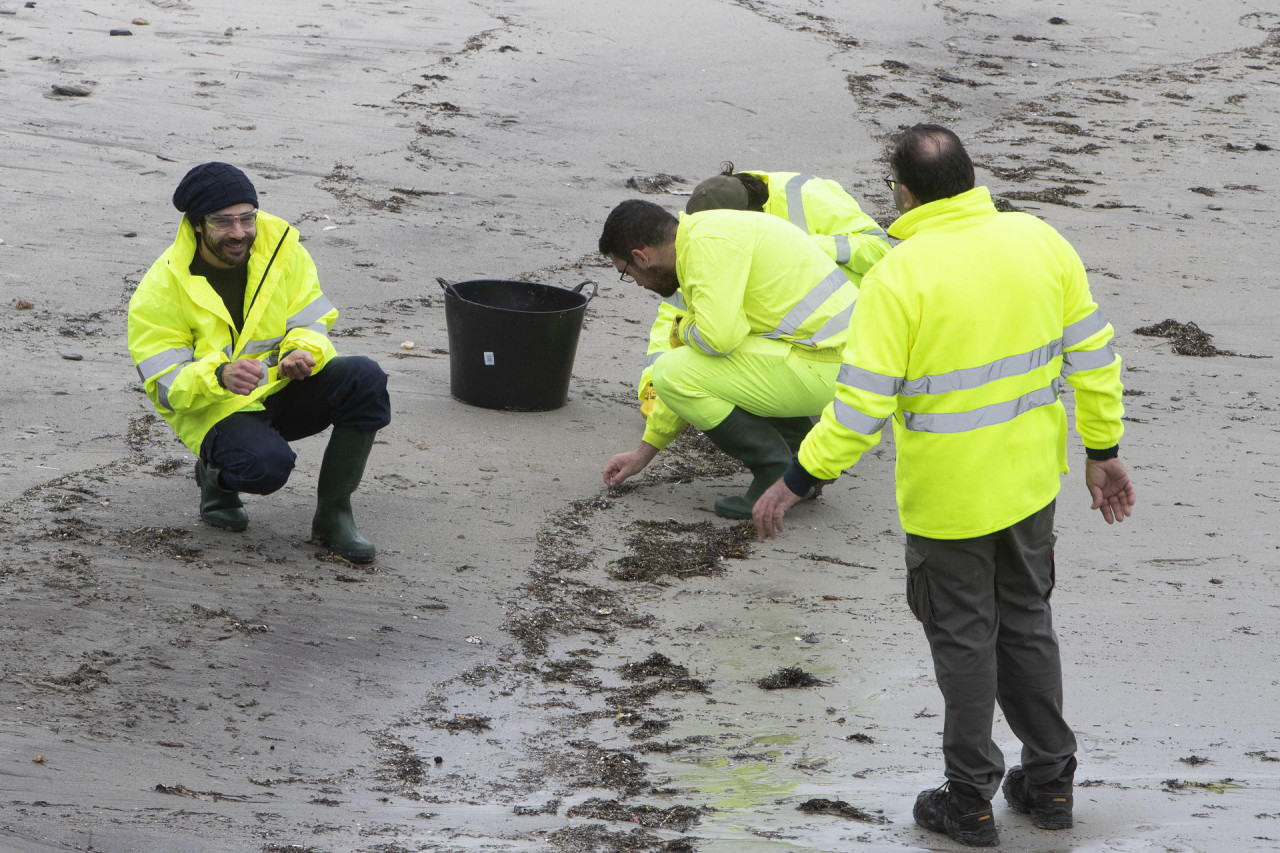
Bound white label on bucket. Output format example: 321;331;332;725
483;351;495;366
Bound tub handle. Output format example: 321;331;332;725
436;276;454;292
573;280;598;303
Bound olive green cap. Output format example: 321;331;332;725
685;174;751;214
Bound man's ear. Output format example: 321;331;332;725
630;246;650;268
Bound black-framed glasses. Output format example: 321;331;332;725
883;176;897;191
205;209;258;232
619;260;635;284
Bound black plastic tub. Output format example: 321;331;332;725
437;277;597;411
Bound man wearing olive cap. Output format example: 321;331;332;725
128;162;390;563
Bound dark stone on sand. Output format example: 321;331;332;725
51;83;92;97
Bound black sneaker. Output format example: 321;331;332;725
914;781;999;847
1003;766;1073;829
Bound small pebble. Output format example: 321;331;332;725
123;231;137;238
61;353;84;361
15;299;34;310
109;28;132;36
132;17;149;25
1208;204;1223;211
51;83;92;97
400;340;416;350
433;756;443;764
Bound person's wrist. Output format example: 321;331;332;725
214;362;228;389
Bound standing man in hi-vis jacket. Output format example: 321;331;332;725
754;125;1135;847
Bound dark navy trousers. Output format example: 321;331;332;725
199;355;390;495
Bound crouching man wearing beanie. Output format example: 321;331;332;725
128;162;390;563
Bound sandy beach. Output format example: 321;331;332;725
2;1;1279;851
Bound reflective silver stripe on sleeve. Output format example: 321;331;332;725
784;174;813;232
223;343;235;359
663;292;687;311
793;299;854;348
833;398;889;436
903;382;1059;434
287;295;335;330
1063;308;1108;348
686;323;728;357
241;336;285;355
154;364;190;410
766;267;849;339
838;363;902;397
135;347;195;382
833;235;851;265
864;226;890;243
645;351;663;367
899;340;1063;397
1061;345;1116;377
300;321;328;335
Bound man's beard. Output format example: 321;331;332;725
200;228;252;269
650;269;679;298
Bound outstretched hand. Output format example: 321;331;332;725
1085;457;1135;524
752;478;804;540
603;442;660;488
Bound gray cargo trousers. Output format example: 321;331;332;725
905;500;1077;799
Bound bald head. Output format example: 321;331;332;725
889;124;975;205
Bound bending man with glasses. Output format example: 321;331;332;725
634;163;891;433
128;162;390;562
600;199;858;518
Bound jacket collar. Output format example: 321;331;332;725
163;212;294;332
888;186;997;240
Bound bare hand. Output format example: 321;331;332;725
752;477;804;540
603;442;660;487
278;349;315;381
220;358;266;396
1085;457;1135;524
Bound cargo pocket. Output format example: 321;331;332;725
1047;532;1059;601
905;538;931;626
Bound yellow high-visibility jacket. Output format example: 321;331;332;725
641;209;857;448
638;172;888;416
798;187;1125;538
128;212;339;454
750;171;890;282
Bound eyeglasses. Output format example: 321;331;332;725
204;209;258;231
883;176;897;191
619;260;635;284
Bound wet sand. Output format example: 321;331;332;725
2;1;1279;851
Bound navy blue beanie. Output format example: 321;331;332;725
172;162;258;224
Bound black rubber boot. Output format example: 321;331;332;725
195;459;248;532
914;781;1000;847
702;408;793;520
1003;757;1075;829
311;426;376;563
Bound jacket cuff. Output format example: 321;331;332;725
1085;444;1120;461
782;458;822;497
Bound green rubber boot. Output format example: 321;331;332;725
703;408;793;520
195;459;248;531
766;415;817;454
311;426;377;563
